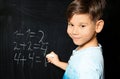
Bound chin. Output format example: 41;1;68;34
73;41;80;46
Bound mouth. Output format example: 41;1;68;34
72;36;80;39
72;37;81;42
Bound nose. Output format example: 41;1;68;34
72;26;79;35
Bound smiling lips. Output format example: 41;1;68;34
71;35;81;39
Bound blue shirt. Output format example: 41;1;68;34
63;44;104;79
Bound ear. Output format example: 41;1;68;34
95;20;104;33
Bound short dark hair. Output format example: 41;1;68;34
66;0;106;21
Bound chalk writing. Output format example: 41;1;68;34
12;28;48;68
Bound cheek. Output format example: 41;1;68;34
67;27;71;35
85;27;96;34
82;29;95;37
85;30;96;38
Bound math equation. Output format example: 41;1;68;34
12;28;48;68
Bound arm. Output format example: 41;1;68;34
46;51;68;70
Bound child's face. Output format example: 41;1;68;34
67;14;99;47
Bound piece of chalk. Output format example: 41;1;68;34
46;54;54;58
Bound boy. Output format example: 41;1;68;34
46;0;106;79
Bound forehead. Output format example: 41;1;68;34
69;14;92;23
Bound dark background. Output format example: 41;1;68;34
0;0;120;79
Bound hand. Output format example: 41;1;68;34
46;51;60;66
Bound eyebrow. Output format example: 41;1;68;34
68;22;88;26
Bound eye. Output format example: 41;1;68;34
80;25;86;28
68;23;74;27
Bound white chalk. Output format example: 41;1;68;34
46;54;54;58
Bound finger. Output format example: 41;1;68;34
46;54;54;58
50;51;55;54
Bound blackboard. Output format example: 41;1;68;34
1;0;120;79
0;0;76;79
